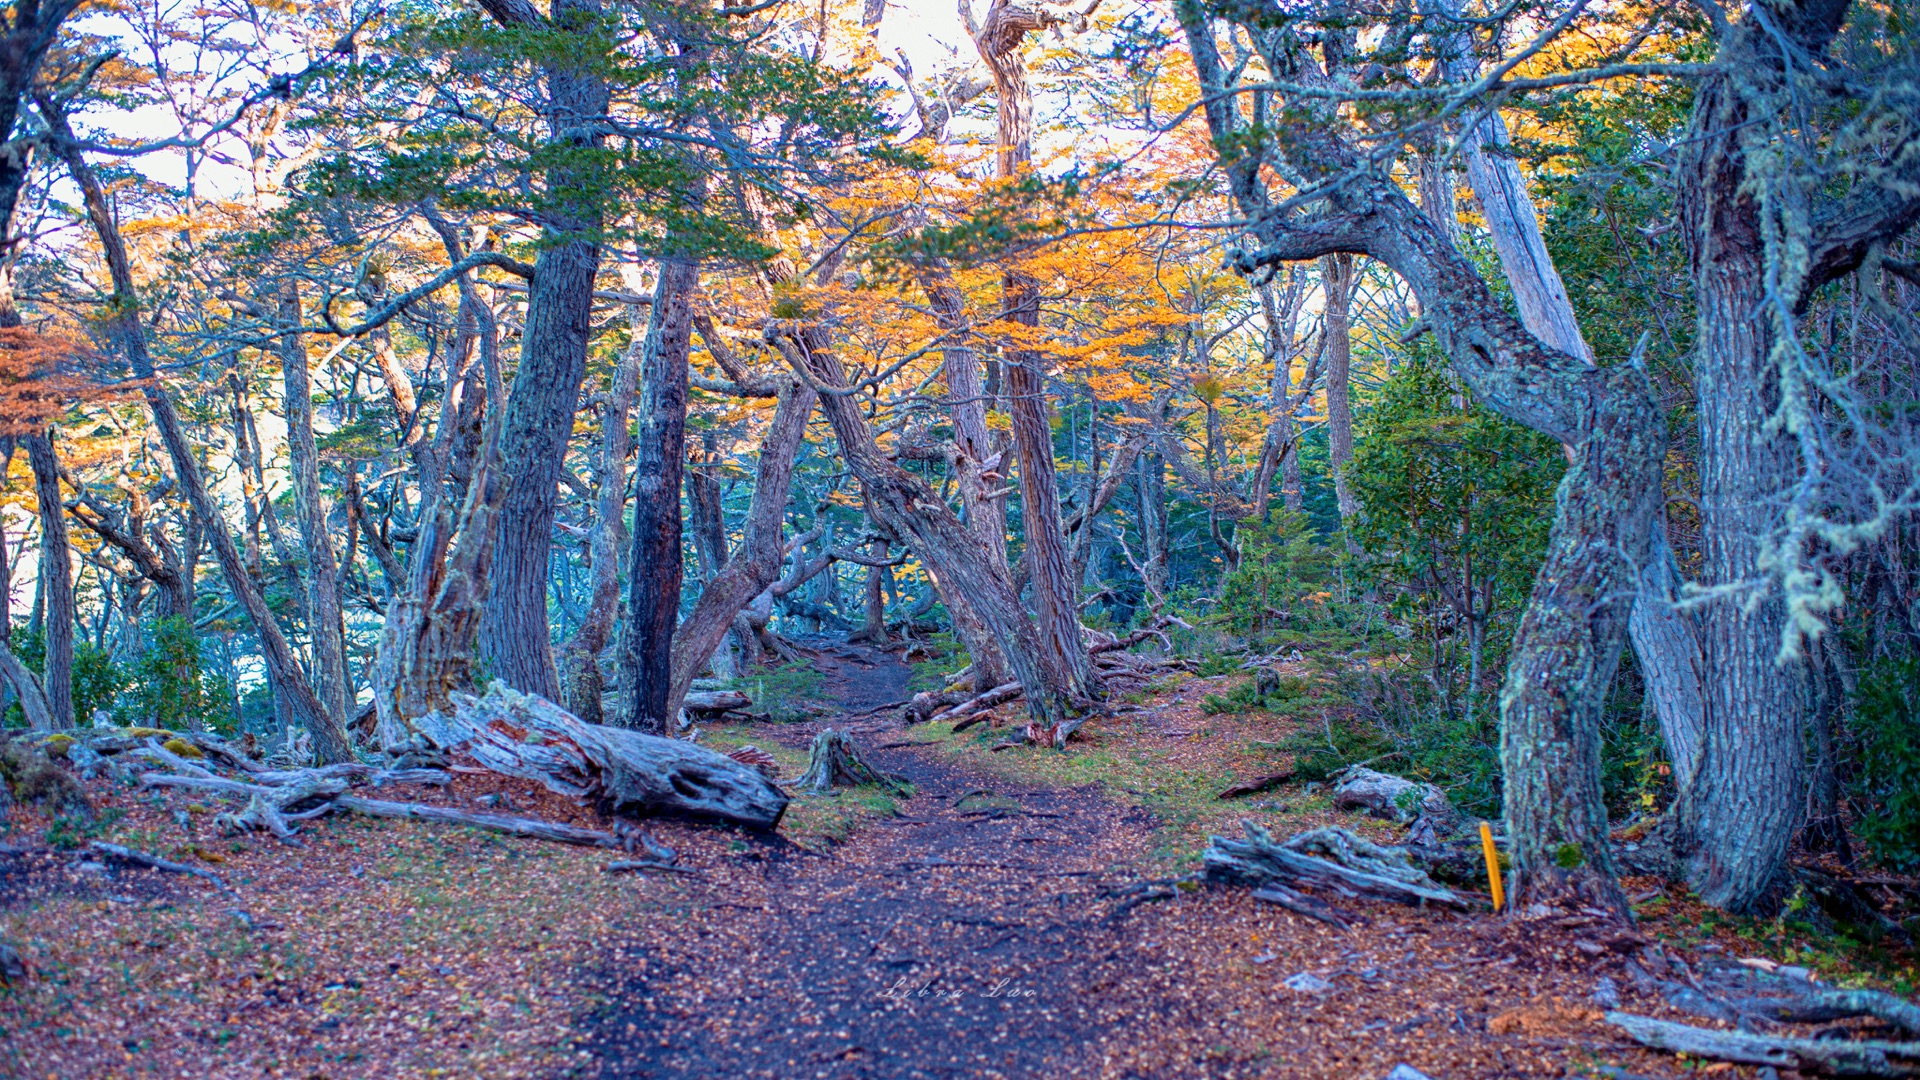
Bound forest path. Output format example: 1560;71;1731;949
576;641;1182;1079
566;643;1663;1080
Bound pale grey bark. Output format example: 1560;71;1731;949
278;283;352;731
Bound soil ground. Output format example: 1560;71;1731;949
0;641;1899;1079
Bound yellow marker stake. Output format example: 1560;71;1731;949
1480;821;1505;913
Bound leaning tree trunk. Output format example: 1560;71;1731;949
26;432;72;729
46;108;353;763
561;298;643;726
920;274;1012;688
665;378;817;720
622;254;698;735
476;0;609;700
771;322;1074;741
974;1;1097;705
278;282;352;731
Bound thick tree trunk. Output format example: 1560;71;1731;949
1250;273;1309;524
974;2;1097;704
476;0;609;700
45;110;354;763
665;379;816;719
686;432;729;584
1321;254;1358;523
621;256;698;734
1663;0;1851;910
278;283;352;731
26;433;72;729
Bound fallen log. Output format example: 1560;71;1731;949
1252;883;1355;928
1219;770;1295;800
926;681;1022;726
605;859;702;875
332;795;625;847
215;775;349;845
1605;1011;1920;1077
415;685;788;830
1331;766;1456;826
683;690;753;713
1205;821;1469;912
89;841;236;895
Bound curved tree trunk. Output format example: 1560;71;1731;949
973;0;1097;705
26;432;72;729
278;282;352;731
665;378;817;719
44;105;353;763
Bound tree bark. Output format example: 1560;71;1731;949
475;0;610;700
621;255;698;734
561;305;642;727
278;282;352;731
1321;253;1358;523
973;0;1098;704
25;433;71;729
664;378;816;720
1175;10;1667;914
43;104;354;764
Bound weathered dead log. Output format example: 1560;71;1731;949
1219;770;1295;799
333;795;626;847
1332;766;1456;826
683;690;752;713
215;775;350;845
414;684;788;829
1205;821;1469;910
605;859;702;875
927;681;1022;725
1605;1012;1920;1077
1251;883;1355;928
795;729;909;795
724;745;781;780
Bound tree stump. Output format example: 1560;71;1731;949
795;729;908;795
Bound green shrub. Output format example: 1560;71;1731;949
127;617;234;733
1852;658;1920;872
744;662;827;723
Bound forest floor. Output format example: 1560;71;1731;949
1;641;1909;1079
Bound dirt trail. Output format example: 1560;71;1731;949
570;644;1667;1080
579;644;1169;1078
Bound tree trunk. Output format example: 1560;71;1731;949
44;106;354;764
686;431;729;584
974;2;1097;705
921;274;1012;687
665;378;816;719
1321;253;1358;523
476;0;610;700
26;433;72;729
278;282;352;731
621;255;698;734
1137;452;1170;604
771;323;1074;739
561;306;642;726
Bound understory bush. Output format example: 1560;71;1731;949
1851;658;1920;871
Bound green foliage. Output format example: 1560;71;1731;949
1215;511;1360;649
1851;658;1920;872
71;642;127;724
1349;350;1563;726
905;634;966;696
44;808;123;851
1201;671;1317;717
127;617;233;734
742;662;827;724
